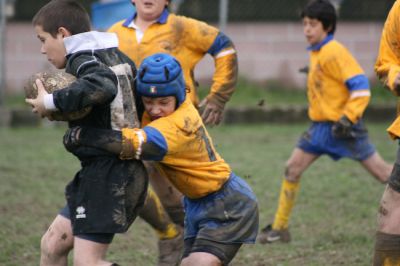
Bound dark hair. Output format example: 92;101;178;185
32;0;91;37
301;0;336;34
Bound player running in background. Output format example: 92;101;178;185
373;0;400;265
107;1;238;264
63;53;258;266
258;0;392;244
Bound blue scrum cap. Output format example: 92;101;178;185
137;53;186;107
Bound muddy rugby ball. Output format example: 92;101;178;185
25;71;91;121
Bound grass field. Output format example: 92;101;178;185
0;122;396;266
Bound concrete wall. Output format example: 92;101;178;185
4;21;385;93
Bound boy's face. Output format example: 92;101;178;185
132;0;169;21
302;17;328;46
35;25;67;69
142;95;176;121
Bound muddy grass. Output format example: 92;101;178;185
0;123;395;265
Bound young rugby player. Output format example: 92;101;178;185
25;1;147;265
63;53;259;266
258;0;392;244
108;1;239;263
373;0;400;264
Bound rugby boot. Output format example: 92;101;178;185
158;226;184;266
258;224;291;244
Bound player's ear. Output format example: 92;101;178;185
58;27;72;38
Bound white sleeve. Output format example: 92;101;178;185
43;94;58;111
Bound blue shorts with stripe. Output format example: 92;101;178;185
297;121;375;161
183;173;259;244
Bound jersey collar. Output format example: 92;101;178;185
123;9;169;28
307;34;334;51
64;31;118;55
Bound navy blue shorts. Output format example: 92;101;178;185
60;205;114;244
183;173;259;244
297;121;375;161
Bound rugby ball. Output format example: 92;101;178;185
25;70;91;121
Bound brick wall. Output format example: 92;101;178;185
4;21;385;93
5;23;52;93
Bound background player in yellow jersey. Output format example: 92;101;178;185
107;1;238;263
63;53;258;266
108;0;237;125
373;0;400;264
258;0;393;244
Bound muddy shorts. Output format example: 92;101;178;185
60;205;114;244
297;121;375;161
182;173;259;263
65;157;148;236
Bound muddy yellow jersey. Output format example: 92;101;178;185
120;99;231;199
307;35;370;124
375;0;400;138
108;10;237;107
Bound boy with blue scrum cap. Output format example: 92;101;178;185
63;53;259;266
109;2;239;263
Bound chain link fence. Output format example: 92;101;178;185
10;0;396;22
176;0;395;23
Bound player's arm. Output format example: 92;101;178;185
200;32;238;125
331;74;371;138
185;18;238;125
375;0;400;95
322;46;371;137
53;53;118;113
324;45;371;124
342;74;371;124
63;126;168;161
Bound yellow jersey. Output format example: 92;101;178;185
375;0;400;138
108;10;237;107
307;35;370;124
120;99;231;199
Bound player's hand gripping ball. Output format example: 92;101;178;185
24;71;91;121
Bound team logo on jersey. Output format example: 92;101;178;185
76;206;86;219
150;86;157;94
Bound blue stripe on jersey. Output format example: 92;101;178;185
345;74;370;91
207;32;233;56
142;126;168;161
122;14;135;27
157;9;169;24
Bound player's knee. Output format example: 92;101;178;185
41;229;72;258
374;166;391;184
181;253;221;266
73;256;91;266
74;254;117;266
284;163;301;182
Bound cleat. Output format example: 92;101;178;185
258;224;291;244
158;227;184;266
